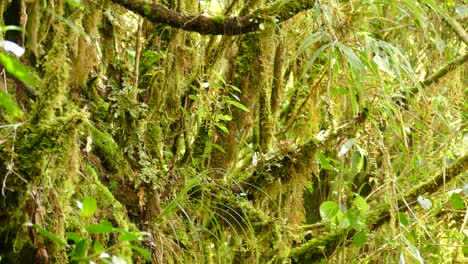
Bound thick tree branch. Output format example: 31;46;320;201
421;52;468;87
111;0;316;35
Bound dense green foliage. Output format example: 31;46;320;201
0;0;466;263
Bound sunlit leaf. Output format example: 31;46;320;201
0;53;36;87
320;201;340;221
94;242;104;254
81;197;97;218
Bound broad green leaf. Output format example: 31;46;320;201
81;197;97;218
0;53;36;87
0;90;23;118
320;201;340;221
450;193;464;210
24;222;67;247
227;99;249;112
353;230;367;245
130;245;151;261
86;221;113;234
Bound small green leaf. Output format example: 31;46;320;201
93;242;104;254
119;232;139;242
353;230;367;245
320;201;340;221
399;212;409;226
130;245;151;261
259;23;265;30
86;221;113;234
65;232;82;244
450;193;464;210
227;99;249;112
81;197;97;218
0;53;36;87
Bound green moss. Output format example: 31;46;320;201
143;4;151;16
212;15;225;24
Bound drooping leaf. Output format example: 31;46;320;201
24;222;67;247
227;99;249;112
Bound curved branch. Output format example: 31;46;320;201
111;0;316;35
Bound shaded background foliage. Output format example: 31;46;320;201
0;0;466;263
